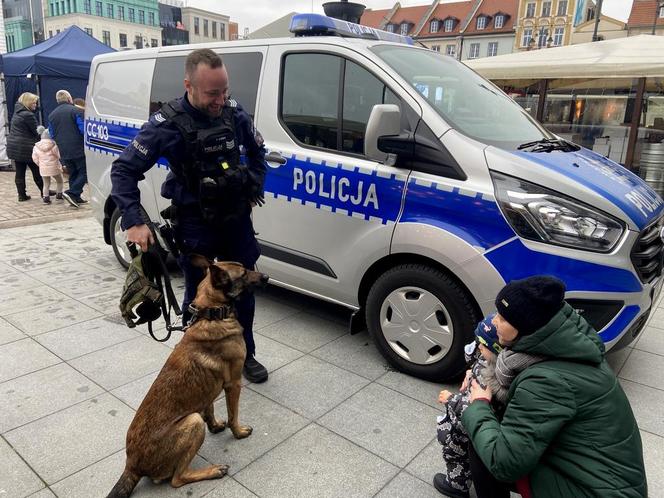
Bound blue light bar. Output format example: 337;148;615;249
289;13;414;45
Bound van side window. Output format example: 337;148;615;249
149;52;263;117
92;59;155;121
281;53;401;156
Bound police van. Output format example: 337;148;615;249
86;14;664;380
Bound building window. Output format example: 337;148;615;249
56;29;60;33
469;43;480;58
102;30;110;45
118;6;124;20
487;41;498;56
385;24;395;33
220;23;225;39
526;2;535;18
134;35;142;48
477;16;487;29
204;19;209;37
446;44;456;57
542;1;551;17
557;0;568;16
128;8;135;22
119;32;127;47
494;15;504;28
522;27;533;46
139;10;145;24
553;26;564;45
50;3;54;15
194;17;200;34
107;4;113;17
400;23;409;36
151;38;158;47
212;21;217;38
431;45;440;52
430;19;439;33
48;30;53;37
95;1;102;16
586;7;595;21
444;18;454;31
538;27;549;47
66;0;71;13
84;0;91;14
149;12;155;25
660;5;664;17
85;27;93;36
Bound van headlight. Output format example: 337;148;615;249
491;171;625;253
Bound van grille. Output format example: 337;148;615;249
631;216;664;283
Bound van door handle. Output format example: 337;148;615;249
265;151;287;165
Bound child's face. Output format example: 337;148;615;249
493;313;519;345
478;343;495;360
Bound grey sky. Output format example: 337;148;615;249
189;0;634;34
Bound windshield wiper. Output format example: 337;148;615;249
517;138;580;153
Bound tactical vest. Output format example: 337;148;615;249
160;99;251;223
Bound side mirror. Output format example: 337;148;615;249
364;104;401;163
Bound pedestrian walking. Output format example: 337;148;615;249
32;126;64;204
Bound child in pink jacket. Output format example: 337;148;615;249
32;126;64;204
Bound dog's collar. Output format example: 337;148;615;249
187;303;235;326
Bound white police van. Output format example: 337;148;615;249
86;14;664;380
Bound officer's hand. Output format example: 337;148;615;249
250;194;265;207
127;224;154;252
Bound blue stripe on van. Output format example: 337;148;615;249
484;238;642;293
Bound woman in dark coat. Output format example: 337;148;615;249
7;92;45;201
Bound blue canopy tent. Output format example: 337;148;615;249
0;25;114;125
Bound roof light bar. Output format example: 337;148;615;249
289;13;414;45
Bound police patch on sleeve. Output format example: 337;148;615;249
132;138;149;158
153;112;166;123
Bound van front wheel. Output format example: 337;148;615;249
110;208;132;269
366;264;478;381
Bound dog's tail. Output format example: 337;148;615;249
106;467;140;498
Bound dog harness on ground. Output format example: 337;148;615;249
119;238;182;342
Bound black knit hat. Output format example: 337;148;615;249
495;276;566;336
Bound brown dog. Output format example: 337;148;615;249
107;257;269;498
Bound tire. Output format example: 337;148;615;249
365;264;479;381
110;207;132;269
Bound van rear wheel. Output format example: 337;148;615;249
365;264;478;381
110;208;132;269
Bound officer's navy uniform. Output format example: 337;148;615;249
111;93;266;359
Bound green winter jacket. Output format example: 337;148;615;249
461;302;647;497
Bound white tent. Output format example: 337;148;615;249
465;35;664;80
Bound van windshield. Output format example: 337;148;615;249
371;45;554;149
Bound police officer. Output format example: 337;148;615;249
111;49;268;383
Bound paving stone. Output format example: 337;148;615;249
256;312;347;353
311;331;390;380
5;298;103;336
405;439;443;484
0;363;104;433
4;394;134;485
319;383;438;467
28;488;56;498
647;307;664;330
0;286;68;316
249;355;369;419
80;253;128;272
375;471;440;498
634;324;664;357
0;316;26;345
235;424;398;498
377;370;456;410
198;389;308;476
0;271;43;295
619;349;664;390
252;332;304;374
77;289;127;314
202;478;258;498
0;436;45;497
0;338;60;383
641;431;664;498
606;346;633;374
621;380;664;438
3;251;76;272
25;260;101;285
70;336;172;390
50;450;222;498
253;294;301;331
111;372;159;410
34;315;141;360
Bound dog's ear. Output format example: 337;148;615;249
190;254;212;269
209;264;232;292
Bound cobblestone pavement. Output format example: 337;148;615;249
0;217;663;498
0;170;91;229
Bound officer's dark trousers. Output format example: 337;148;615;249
175;212;260;357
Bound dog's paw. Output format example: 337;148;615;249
232;425;253;439
208;420;227;433
213;464;230;478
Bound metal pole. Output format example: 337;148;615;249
652;2;662;35
626;77;646;171
592;0;603;41
28;0;35;44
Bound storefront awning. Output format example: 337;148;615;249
465;35;664;79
